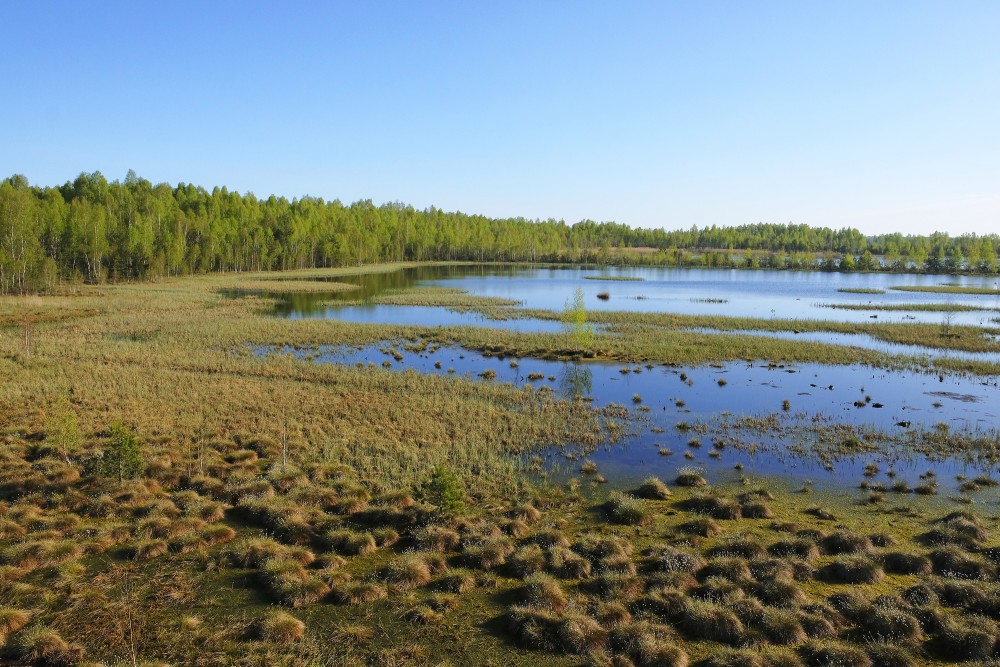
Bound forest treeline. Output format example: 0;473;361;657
1;170;998;294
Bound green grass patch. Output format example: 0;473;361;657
821;302;994;312
837;288;886;294
892;284;1000;295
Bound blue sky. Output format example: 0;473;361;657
2;1;998;235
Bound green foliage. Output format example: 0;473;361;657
2;170;1000;293
562;287;595;350
423;466;465;517
99;421;143;483
44;401;82;462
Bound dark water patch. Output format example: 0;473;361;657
926;391;981;403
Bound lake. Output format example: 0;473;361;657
273;264;1000;327
249;265;1000;494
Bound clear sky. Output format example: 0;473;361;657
2;1;998;236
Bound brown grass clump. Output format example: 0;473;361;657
14;626;85;666
695;577;746;603
523;573;569;612
372;527;400;547
259;558;331;607
0;518;27;538
865;643;917;667
550;546;592;579
902;583;937;607
796;605;842;640
881;551;932;575
931;614;998;661
818;530;873;555
532;528;571;549
741;502;774;519
698;558;752;583
798;640;872;667
750;558;812;583
503;518;531;537
436;571;477;594
611;621;689;667
767;539;820;561
427;593;461;613
462;535;515;570
680;600;745;645
257;610;305;644
922;511;989;548
575;534;634;561
605;492;652;526
635;477;672;500
678;517;723;538
640;588;691;623
325;623;372;651
647;545;706;574
594;601;633;628
750;578;807;608
856;605;922;642
683;490;742;519
227;537;287;568
329;581;389;605
709;538;766;560
702;649;764;667
510;544;548;578
413;525;461;552
200;524;237;545
385;555;432;591
3;539;83;570
819;556;884;584
512;502;542;524
758;607;807;645
0;606;31;636
675;469;707;487
507;606;609;656
402;604;443;625
286;545;316;565
932;579;988;608
584;572;645;601
325;528;377;556
133;539;169;560
928;546;994;579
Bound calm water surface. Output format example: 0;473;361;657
246;265;1000;494
266;340;1000;493
264;265;1000;327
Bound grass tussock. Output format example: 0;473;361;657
256;610;306;644
507;605;609;655
14;626;85;666
819;557;884;584
635;477;672;500
605;492;652;526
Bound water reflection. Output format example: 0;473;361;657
559;362;593;401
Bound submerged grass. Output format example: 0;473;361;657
837;288;886;294
821;302;997;312
582;275;644;281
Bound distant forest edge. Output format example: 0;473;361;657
1;170;999;294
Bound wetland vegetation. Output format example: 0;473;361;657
2;260;1000;665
